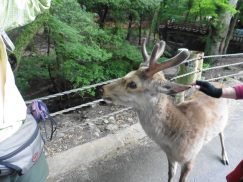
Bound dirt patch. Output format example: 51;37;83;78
44;105;138;157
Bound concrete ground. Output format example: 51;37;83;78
47;100;243;182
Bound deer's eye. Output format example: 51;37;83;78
127;81;137;89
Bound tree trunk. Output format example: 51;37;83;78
126;14;133;41
222;13;239;54
222;1;241;54
207;0;238;56
184;0;194;22
148;5;160;43
205;24;221;56
138;14;142;45
47;26;51;55
99;5;108;28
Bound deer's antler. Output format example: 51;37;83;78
141;38;149;63
141;38;166;66
146;43;190;78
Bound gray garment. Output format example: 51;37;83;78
0;152;48;182
0;114;44;175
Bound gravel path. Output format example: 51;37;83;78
44;105;138;157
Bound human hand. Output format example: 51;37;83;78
195;80;222;98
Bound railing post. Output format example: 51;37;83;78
175;51;204;103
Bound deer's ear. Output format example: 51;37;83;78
159;82;191;95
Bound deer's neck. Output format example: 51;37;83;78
135;94;189;144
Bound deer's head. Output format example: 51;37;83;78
101;38;190;107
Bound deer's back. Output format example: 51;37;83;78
178;88;228;143
160;87;228;162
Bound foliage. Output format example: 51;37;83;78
16;0;144;94
78;0;161;37
52;0;100;33
202;62;212;69
14;0;242;96
158;0;188;22
157;0;237;24
15;55;52;92
49;16;112;62
103;60;134;79
238;2;243;23
48;0;143;89
156;0;238;56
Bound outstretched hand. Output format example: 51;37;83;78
195;80;222;98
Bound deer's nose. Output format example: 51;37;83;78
97;86;104;96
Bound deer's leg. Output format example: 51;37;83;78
219;132;229;165
179;161;194;182
167;158;177;182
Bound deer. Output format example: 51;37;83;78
100;38;229;182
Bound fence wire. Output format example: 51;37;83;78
185;52;243;64
25;52;243;119
25;52;243;104
50;69;243;118
25;78;120;104
171;60;243;81
50;99;103;117
206;72;243;82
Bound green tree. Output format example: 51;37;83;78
78;0;161;43
16;0;143;94
156;0;238;55
204;0;238;55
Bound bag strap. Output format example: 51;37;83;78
47;113;57;140
0;161;22;175
28;100;57;141
0;27;15;52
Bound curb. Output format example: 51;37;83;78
47;123;146;182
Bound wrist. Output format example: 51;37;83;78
213;88;222;98
221;87;236;99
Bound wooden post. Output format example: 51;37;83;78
175;51;204;103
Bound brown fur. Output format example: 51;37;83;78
102;40;229;182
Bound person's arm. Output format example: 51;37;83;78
221;87;237;99
195;80;243;100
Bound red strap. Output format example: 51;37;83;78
226;160;243;182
